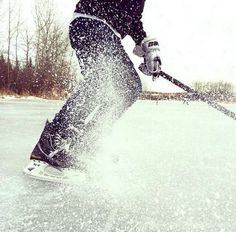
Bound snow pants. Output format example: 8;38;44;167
48;17;142;164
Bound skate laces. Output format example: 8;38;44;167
38;125;80;159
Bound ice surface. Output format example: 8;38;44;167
0;98;236;231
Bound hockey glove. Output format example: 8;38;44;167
133;37;161;77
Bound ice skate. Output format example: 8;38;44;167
23;121;85;183
23;159;85;183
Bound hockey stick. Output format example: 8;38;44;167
157;71;236;121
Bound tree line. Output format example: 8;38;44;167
0;1;234;100
0;0;76;99
192;81;234;102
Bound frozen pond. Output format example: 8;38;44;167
0;98;236;231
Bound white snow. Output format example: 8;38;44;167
0;98;236;231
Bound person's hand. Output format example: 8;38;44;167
133;37;161;77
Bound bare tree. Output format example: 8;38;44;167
21;27;34;67
32;0;73;98
0;0;6;41
7;0;12;89
14;5;22;65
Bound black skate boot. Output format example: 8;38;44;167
30;121;79;167
23;121;85;182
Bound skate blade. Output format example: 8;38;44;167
23;159;86;184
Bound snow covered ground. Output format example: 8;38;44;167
0;98;236;232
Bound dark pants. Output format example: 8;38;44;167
36;17;142;167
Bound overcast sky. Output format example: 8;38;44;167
1;0;236;92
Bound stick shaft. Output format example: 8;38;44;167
159;71;236;121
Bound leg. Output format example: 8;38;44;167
30;18;142;168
